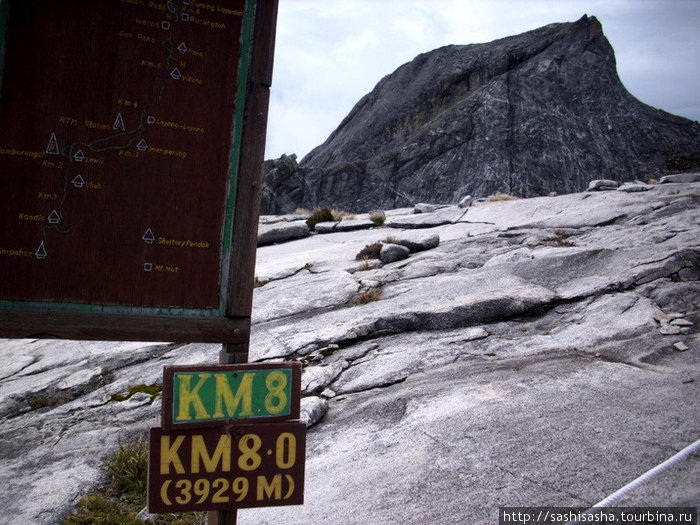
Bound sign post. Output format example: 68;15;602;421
0;1;291;524
149;363;305;521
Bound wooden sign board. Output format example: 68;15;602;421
162;363;302;430
147;422;306;513
0;0;276;342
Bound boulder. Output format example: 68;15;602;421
587;179;620;191
458;195;474;208
257;221;310;246
659;172;700;184
391;232;440;253
312;221;339;234
386;207;464;229
618;182;652;192
379;243;410;263
414;203;448;214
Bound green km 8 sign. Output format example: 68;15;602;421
162;363;301;430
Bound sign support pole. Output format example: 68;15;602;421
209;1;278;522
207;343;247;525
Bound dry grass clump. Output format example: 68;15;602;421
646;178;659;185
369;210;386;226
357;257;379;272
544;229;575;248
306;207;334;229
351;287;382;306
306;207;352;230
487;192;520;202
65;436;204;524
355;242;383;260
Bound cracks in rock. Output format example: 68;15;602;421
331;375;408;396
496;464;589;504
3;343;182;421
255;262;317;288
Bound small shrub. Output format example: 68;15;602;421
383;235;398;244
355;242;383;260
369;210;386;226
487;192;520;202
254;276;268;288
305;207;352;229
306;207;335;230
351;288;382;306
647;178;659;185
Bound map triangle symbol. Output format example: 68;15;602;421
46;132;60;155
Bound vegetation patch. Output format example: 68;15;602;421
351;287;382;306
306;207;334;230
357;257;378;271
487;192;520;202
109;384;162;403
254;276;269;288
355;242;383;260
544;229;575;248
369;210;386;226
64;436;203;525
306;207;353;230
29;391;74;411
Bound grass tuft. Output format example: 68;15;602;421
306;207;352;230
29;391;74;411
487;192;520;202
355;242;383;261
351;288;382;306
64;437;204;525
369;210;386;226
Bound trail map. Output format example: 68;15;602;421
0;0;250;314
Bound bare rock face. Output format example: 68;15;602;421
262;16;700;214
1;183;699;524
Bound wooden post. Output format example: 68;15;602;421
209;0;278;523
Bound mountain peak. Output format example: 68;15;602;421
262;17;700;214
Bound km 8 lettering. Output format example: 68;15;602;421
174;369;291;423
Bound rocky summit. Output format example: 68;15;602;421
0;179;698;524
262;16;700;214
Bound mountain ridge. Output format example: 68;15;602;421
262;15;700;214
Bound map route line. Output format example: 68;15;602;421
39;1;186;258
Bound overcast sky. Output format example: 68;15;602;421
264;0;700;160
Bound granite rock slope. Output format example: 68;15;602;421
0;181;698;524
261;16;700;213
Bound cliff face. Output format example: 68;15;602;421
262;16;700;213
